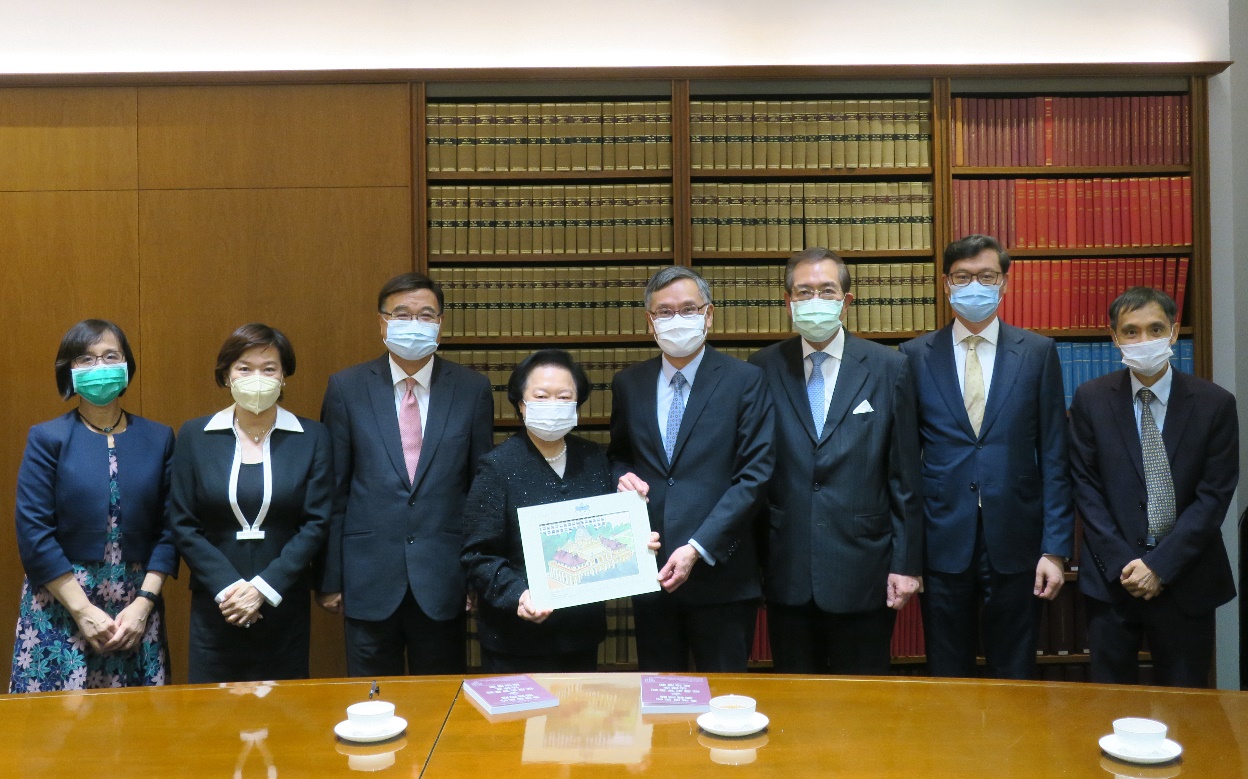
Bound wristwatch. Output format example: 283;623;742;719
135;589;162;604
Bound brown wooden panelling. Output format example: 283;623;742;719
137;84;410;190
0;87;138;191
0;190;141;689
137;186;411;681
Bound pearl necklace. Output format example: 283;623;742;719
234;418;274;444
542;444;567;463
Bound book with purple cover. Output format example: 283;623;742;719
463;675;559;715
639;675;711;714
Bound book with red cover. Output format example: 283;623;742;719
1025;180;1037;249
1170;177;1185;247
464;675;559;715
1095;96;1108;166
1181;94;1191;165
1174;256;1190;324
1145;96;1158;166
1059;259;1072;329
1090;178;1104;248
1035;178;1048;248
1109;179;1123;249
1159;177;1173;246
640;675;711;714
1148;177;1163;247
1096;259;1110;329
1075;259;1089;328
1127;178;1142;247
1046;179;1059;250
1004;179;1017;248
1162;95;1175;166
1182;176;1192;245
1130;96;1143;164
1038;260;1053;328
1163;257;1177;300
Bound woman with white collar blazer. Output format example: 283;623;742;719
170;323;333;683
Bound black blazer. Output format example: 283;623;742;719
750;334;923;613
170;407;333;600
320;355;494;622
1070;368;1238;615
461;434;610;655
607;346;773;606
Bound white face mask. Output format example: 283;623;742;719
1117;332;1175;377
384;319;440;362
523;400;578;442
790;298;844;343
653;313;707;359
231;375;283;415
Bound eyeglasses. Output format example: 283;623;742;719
649;303;709;321
380;309;441;324
948;271;1004;287
72;352;125;369
791;286;843;301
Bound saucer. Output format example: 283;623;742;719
1099;734;1182;765
697;711;769;738
335;715;408;744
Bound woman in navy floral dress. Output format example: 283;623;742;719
10;320;176;692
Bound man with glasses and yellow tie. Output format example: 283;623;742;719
900;234;1074;680
1069;287;1238;687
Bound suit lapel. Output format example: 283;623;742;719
820;335;868;445
410;357;452;494
1161;368;1193;465
977;324;1025;439
367;355;411;486
670;347;723;466
925;324;976;440
1109;370;1147;485
635;357;666;471
777;337;819;444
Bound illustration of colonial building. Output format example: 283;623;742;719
547;527;634;586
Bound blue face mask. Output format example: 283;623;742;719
948;281;1001;323
384;319;440;361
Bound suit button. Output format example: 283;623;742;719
559;485;569;494
970;482;978;492
406;535;416;544
1138;501;1146;510
813;482;821;492
667;478;675;486
408;497;416;506
975;443;984;450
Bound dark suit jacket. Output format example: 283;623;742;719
1070;368;1238;615
606;345;773;606
15;411;177;587
751;334;923;613
320;354;494;622
169;408;333;600
461;433;610;655
899;322;1074;574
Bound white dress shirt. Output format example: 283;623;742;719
952;317;1000;402
654;347;712;564
801;327;846;422
1129;363;1173;435
389;355;433;433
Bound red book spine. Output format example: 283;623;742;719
1169;177;1184;247
1012;179;1026;248
1021;261;1034;328
990;99;1001;167
1109;179;1123;248
1150;95;1162;166
1024;180;1037;249
954;180;966;238
1007;99;1019;167
1135;257;1145;293
1064;179;1077;249
1181;94;1191;165
1040;260;1053;329
1159;177;1173;245
1130;96;1143;165
1096;96;1107;166
1076;259;1089;328
1091;178;1105;248
1148;177;1163;247
989;179;1001;238
1127;178;1142;247
1056;179;1068;248
1074;179;1086;247
1035;178;1049;248
1026;98;1037;166
967;98;980;166
1163;256;1177;299
1042;97;1054;166
1112;96;1125;166
1096;259;1110;329
1046;179;1059;250
1162;95;1175;165
1182;176;1192;245
1060;259;1072;329
1174;256;1190;324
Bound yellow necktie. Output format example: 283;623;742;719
964;335;985;437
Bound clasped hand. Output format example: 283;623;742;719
1121;559;1163;599
219;582;265;627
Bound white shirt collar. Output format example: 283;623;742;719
800;327;846;362
204;405;304;433
389;354;435;389
660;346;706;386
1129;363;1173;405
952;316;1000;346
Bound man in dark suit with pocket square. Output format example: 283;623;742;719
608;266;774;672
750;248;923;675
900;234;1074;680
317;272;493;676
1070;286;1238;687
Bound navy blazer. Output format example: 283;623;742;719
1070;368;1238;615
751;334;923;613
169;408;333;599
320;355;494;622
15;411;177;587
607;345;773;606
900;322;1074;575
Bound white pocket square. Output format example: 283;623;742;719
852;400;874;415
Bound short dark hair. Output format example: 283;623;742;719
784;247;853;295
506;349;592;417
1108;286;1177;331
214;323;297;390
943;234;1012;275
378;272;444;314
644;266;713;311
54;319;137;401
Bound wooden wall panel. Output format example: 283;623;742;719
0;88;138;192
137;84;410;190
0;191;141;690
137;186;412;682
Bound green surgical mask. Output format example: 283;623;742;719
72;364;129;406
791;298;844;343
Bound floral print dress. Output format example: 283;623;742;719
9;446;170;692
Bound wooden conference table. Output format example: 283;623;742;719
2;673;1244;777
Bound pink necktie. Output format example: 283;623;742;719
399;378;423;484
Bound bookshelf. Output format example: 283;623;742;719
406;68;1219;672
